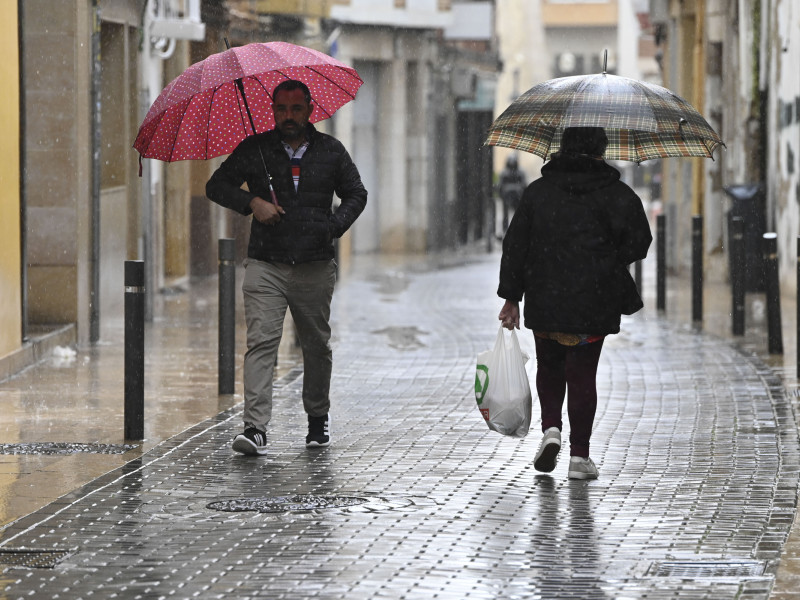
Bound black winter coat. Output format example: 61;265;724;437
206;124;367;264
498;155;652;335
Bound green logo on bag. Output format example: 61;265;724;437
475;364;489;404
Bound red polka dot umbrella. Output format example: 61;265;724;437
133;41;363;163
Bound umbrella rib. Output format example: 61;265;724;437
167;99;194;164
233;82;254;135
133;111;163;157
249;75;275;104
306;66;362;101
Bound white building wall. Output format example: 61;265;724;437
333;25;441;253
493;0;548;178
331;0;451;27
380;56;410;252
767;0;800;292
617;0;641;79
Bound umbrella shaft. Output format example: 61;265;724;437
235;78;258;134
232;76;275;202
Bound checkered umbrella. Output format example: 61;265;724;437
485;72;724;163
134;41;363;162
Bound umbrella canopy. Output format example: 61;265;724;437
485;72;724;163
134;41;363;162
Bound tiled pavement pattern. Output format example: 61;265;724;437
1;254;799;599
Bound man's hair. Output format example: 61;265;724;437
272;80;312;104
559;127;608;157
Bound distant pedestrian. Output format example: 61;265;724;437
206;80;367;456
497;127;651;480
497;155;527;231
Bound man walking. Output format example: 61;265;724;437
497;155;527;232
206;80;367;455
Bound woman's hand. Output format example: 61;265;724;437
498;300;520;330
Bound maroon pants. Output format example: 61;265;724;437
533;335;605;458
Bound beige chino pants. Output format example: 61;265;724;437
241;258;337;431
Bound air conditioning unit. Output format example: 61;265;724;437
149;0;205;41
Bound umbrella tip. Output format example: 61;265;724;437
602;49;608;74
224;37;231;50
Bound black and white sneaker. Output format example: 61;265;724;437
306;414;331;448
232;427;268;456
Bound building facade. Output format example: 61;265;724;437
1;0;500;379
651;0;799;295
0;2;21;370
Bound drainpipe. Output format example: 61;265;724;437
18;0;27;343
90;0;101;343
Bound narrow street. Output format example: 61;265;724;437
0;251;798;599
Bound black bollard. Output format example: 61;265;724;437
634;260;642;295
731;217;745;335
692;216;703;324
656;214;666;311
763;233;783;354
218;239;236;395
124;260;145;440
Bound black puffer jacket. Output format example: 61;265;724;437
206;124;367;264
498;155;652;335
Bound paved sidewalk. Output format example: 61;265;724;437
0;252;799;599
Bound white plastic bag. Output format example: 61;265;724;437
474;327;532;438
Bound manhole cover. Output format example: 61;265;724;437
648;560;766;578
0;443;138;455
0;549;71;568
207;495;369;513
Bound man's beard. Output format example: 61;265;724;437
279;120;304;140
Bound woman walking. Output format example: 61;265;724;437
497;127;652;479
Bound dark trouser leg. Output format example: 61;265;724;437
564;339;604;458
534;336;567;432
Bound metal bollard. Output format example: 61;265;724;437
656;214;666;311
731;217;745;335
763;233;783;354
124;260;145;440
218;239;236;395
692;215;703;324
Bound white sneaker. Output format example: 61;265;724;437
568;456;598;480
533;427;561;472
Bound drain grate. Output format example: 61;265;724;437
0;442;138;455
208;494;369;513
648;560;766;579
0;549;71;568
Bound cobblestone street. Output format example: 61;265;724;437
0;253;798;599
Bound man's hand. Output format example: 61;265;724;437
250;196;285;225
498;300;520;330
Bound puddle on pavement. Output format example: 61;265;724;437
371;326;428;350
367;272;410;296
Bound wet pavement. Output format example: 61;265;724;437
1;250;799;599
